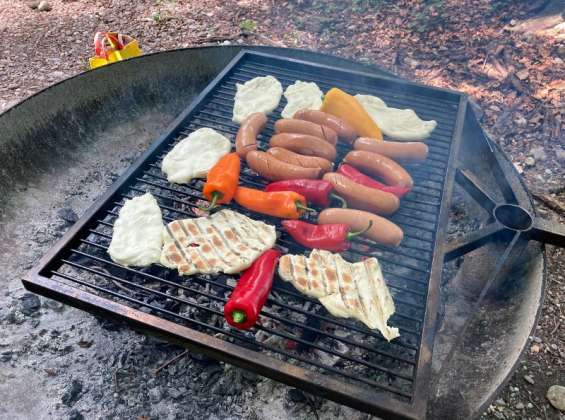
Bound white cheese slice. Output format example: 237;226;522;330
161;128;231;184
355;94;437;141
232;76;283;123
281;81;323;118
108;193;164;267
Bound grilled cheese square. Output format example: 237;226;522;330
161;210;276;276
278;249;399;341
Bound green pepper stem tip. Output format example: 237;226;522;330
231;310;247;324
347;220;373;240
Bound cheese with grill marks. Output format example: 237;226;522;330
160;209;277;275
278;249;399;341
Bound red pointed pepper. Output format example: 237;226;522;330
282;220;373;252
264;179;346;208
224;249;281;330
338;164;411;198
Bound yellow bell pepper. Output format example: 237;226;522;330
320;88;383;141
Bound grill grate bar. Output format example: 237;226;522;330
79;236;424;342
69;248;419;364
51;269;413;398
59;258;416;380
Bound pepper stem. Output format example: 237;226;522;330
231;310;247;324
199;191;223;212
330;193;348;208
295;200;316;213
346;221;373;241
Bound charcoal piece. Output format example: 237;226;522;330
61;379;83;406
20;293;41;315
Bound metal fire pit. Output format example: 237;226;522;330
2;46;562;419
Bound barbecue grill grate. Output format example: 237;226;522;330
24;51;467;420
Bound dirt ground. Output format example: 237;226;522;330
0;0;564;418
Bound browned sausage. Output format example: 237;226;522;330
267;147;333;174
274;119;337;146
354;137;429;163
236;112;267;159
344;150;413;188
270;133;337;162
318;208;403;247
322;172;399;215
246;151;322;181
293;109;357;144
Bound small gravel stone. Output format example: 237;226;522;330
20;293;41;316
547;385;565;411
27;0;40;8
524;375;535;385
44;299;65;312
556;147;565;162
37;1;52;11
5;310;26;325
68;409;84;420
1;351;13;362
515;402;525;409
524;156;536;167
529;146;546;161
57;207;79;224
148;387;162;403
495;398;506;406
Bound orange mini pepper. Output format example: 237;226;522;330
233;187;313;219
202;152;241;211
320;88;383;141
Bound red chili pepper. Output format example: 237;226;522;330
264;179;346;208
338;164;411;198
282;220;373;252
224;249;281;330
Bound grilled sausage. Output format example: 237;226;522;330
267;147;333;174
323;172;399;215
270;133;337;162
344;150;413;188
293;109;357;144
274;119;337;146
236;112;267;159
246;150;322;181
354;138;429;163
318;208;403;247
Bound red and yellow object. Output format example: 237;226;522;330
320;87;383;141
202;152;241;211
89;32;142;69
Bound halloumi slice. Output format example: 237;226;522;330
355;94;437;141
278;249;399;341
232;76;283;123
281;81;323;119
108;193;164;267
161;128;231;184
160;209;277;276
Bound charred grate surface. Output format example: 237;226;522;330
25;51;466;420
